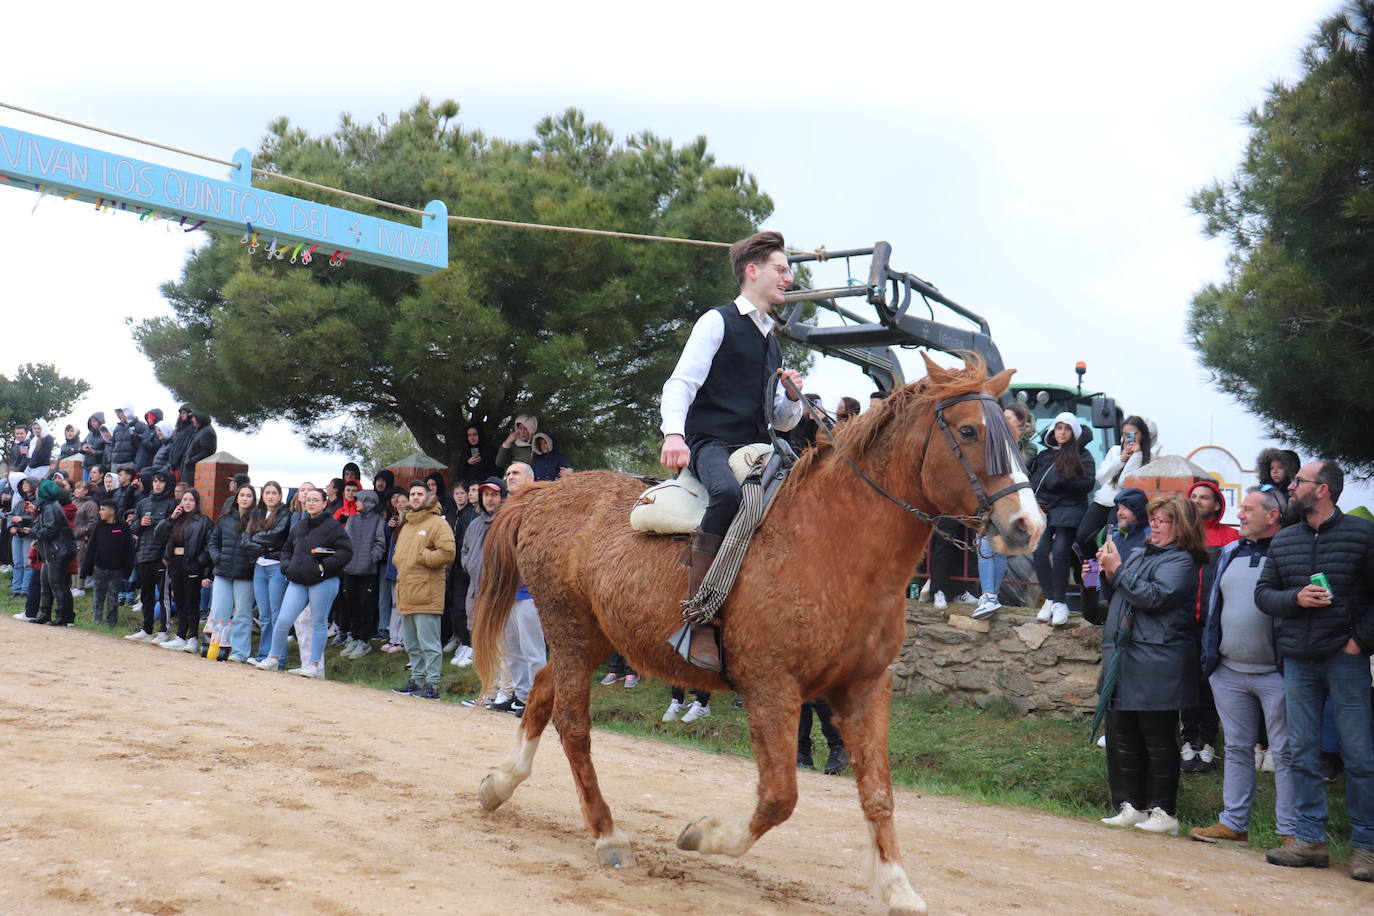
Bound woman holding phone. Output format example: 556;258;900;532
157;489;213;652
252;488;352;678
1078;415;1155;556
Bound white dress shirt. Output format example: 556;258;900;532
659;295;802;437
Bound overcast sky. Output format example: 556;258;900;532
2;1;1364;506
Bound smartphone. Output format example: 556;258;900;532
1123;431;1137;445
311;547;336;555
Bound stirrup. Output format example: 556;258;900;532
668;621;721;672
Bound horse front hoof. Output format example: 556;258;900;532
595;835;636;869
888;900;928;916
477;774;504;811
676;819;705;851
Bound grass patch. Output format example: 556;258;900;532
0;573;1353;860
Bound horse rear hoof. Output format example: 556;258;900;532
595;836;636;869
478;774;504;811
676;820;703;852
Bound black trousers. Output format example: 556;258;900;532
608;653;637;678
138;559;164;633
1033;525;1077;603
798;698;844;755
445;568;470;646
671;685;710;705
688;437;742;538
341;572;379;641
168;561;201;641
927;519;966;598
39;559;74;624
1106;708;1181;814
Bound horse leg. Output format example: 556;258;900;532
478;662;554;811
677;686;800;857
830;673;926;915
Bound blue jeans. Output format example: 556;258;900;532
1283;651;1374;849
977;536;1007;596
252;562;288;658
210;576;256;658
268;578;340;666
10;535;31;594
376;568;392;635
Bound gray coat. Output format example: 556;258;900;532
462;510;494;615
343;491;387;576
1100;543;1201;711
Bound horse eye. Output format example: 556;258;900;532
959;425;977;441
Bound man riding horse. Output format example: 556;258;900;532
658;230;805;671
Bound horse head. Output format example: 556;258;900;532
896;352;1045;555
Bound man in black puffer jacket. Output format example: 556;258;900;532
181;411;217;484
166;405;195;481
127;471;176;640
108;406;147;470
1256;459;1374;879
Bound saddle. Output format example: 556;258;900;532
629;443;774;535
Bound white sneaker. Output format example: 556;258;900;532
1198;744;1216;767
971;593;1001;620
1050;601;1069;626
662;700;686;722
1180;742;1197;765
70;588;85;598
125;629;153;642
182;637;198;653
160;637;186;650
132;600;143;612
452;645;474;667
327;623;338;638
442;637;459;653
1096;734;1108;749
151;631;170;644
955;591;978;605
932;591;948;611
1133;807;1180;835
251;656;281;671
339;639;358;658
12;611;30;620
351;642;372;659
1101;802;1147;827
289;662;324;678
1036;602;1053;622
681;701;711;723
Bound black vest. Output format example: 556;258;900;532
684;305;782;447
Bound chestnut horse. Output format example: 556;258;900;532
471;355;1044;915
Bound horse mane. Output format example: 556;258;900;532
788;354;991;484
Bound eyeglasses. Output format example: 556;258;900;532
1147;516;1175;527
1291;476;1321;488
762;263;793;279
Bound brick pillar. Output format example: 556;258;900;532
191;451;248;521
57;456;84;482
1121;454;1213;502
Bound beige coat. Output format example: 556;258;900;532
393;496;456;613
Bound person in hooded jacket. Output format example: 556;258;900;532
208;484;258;662
1077;415;1155;556
530;432;572;482
25;421;55;481
244;481;291;664
71;479;99;594
1097;495;1209;836
123;470;175;642
135;409;164;470
8;477;37;598
149;422;175;473
30;478;77;626
424;471;456;521
157;489;213;652
339;489;386;660
378;487;407;651
1080;487;1151;625
1258;447;1300;494
58;424;83;460
251;488;353;678
459;477;512;706
180;411;217;483
166;405;195;481
81;412;108;475
389;481;456;700
495;415;538;470
81;499;135;626
108;406;146;470
459;425;496;486
1028;411;1096;626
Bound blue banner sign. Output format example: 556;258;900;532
0;124;448;274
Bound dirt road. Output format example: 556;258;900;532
0;618;1368;915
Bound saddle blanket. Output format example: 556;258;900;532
630;443;773;535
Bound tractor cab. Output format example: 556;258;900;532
1011;367;1123;468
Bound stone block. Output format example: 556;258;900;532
995;638;1029;654
947;614;991;633
1000;671;1034;697
1013;622;1053;650
921;627;979;646
954;669;997;691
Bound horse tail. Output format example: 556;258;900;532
472;483;551;696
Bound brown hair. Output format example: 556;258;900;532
247;481;284;535
1146;495;1208;563
729;230;786;286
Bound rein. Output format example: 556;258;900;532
775;374;1029;550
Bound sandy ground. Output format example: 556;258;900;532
0;618;1370;916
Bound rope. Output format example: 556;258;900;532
680;469;767;625
0;100;816;254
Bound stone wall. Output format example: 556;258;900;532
891;601;1103;716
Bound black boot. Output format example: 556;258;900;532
824;746;850;775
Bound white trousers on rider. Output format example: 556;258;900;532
503;598;546;703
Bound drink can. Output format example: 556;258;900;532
1311;572;1333;600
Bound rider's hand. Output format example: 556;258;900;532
660;434;690;473
778;368;804;401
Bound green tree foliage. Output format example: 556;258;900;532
134;99;791;471
338;417;421;475
0;363;90;433
1188;2;1374;473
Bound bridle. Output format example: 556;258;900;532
770;376;1031;550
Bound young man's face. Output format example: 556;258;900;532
408;486;427;511
1189;485;1220;521
344;483;359;500
742;250;793;310
118;471;134;487
152;477;166;493
99;504;115;523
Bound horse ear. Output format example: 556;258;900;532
920;351;952;380
986;368;1016;397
